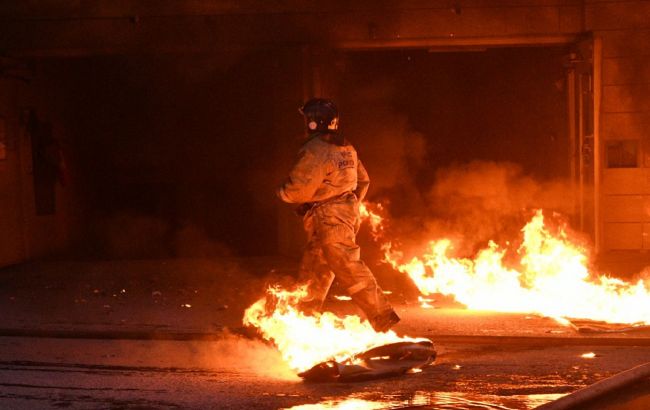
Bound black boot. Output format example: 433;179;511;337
371;309;401;333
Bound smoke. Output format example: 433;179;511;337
342;78;429;216
346;94;575;260
173;224;233;258
202;333;299;381
359;160;577;294
338;48;575;260
359;157;577;256
423;161;576;254
94;212;233;259
375;160;577;260
97;335;298;381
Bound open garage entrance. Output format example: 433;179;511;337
318;43;600;249
339;47;570;180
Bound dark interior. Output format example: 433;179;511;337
336;47;568;220
27;46;568;258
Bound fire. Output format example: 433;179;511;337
243;285;416;373
361;204;650;325
358;202;385;239
418;296;435;309
246;202;650;374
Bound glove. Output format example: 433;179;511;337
295;203;314;217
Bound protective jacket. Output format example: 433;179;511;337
278;133;369;205
278;132;398;333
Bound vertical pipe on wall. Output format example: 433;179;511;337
593;36;603;253
567;68;577;221
578;72;585;231
16;111;30;261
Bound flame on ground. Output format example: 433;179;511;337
243;285;416;373
363;203;650;325
245;203;650;374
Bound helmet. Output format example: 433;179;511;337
299;98;339;133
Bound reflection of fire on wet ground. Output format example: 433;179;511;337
282;391;566;410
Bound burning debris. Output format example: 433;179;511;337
572;320;650;334
333;295;352;301
298;340;436;382
243;285;434;378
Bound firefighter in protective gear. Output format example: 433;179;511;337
277;98;400;333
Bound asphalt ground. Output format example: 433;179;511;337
1;258;650;409
2;258;649;342
1;334;649;409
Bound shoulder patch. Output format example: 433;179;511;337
336;150;355;170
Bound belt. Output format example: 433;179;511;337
311;191;355;209
298;191;355;217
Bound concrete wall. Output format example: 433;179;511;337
2;1;650;256
0;74;73;268
587;1;650;250
0;79;26;266
0;1;584;56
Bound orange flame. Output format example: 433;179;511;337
243;285;416;372
382;210;650;324
359;202;386;239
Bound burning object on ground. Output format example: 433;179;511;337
298;339;436;382
570;319;650;334
243;285;431;378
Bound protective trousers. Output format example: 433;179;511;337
298;194;394;324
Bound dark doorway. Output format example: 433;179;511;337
337;46;569;206
33;49;303;258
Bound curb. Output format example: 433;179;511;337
2;327;650;346
0;328;224;341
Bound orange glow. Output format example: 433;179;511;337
418;296;435;309
243;285;419;372
374;208;650;325
358;202;386;239
287;398;392;410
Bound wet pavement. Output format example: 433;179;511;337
1;258;650;409
3;259;650;342
0;336;649;409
